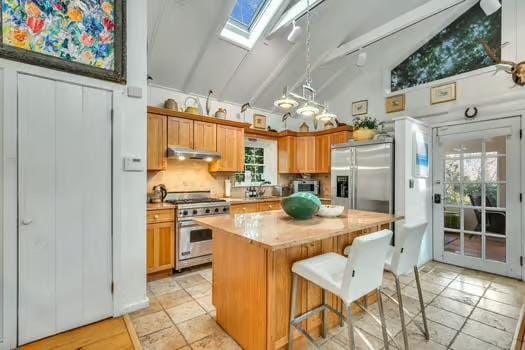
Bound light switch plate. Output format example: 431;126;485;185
127;86;143;98
123;156;145;172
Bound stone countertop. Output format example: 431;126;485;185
221;197;331;205
147;203;177;211
194;210;402;251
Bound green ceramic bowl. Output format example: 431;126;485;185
281;193;321;220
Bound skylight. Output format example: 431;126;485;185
221;0;284;50
230;0;269;29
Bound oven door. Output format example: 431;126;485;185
178;220;213;261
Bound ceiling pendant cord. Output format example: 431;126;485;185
305;0;312;90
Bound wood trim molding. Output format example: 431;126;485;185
148;106;252;128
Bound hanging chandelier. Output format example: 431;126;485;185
273;0;335;121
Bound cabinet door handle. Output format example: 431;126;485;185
154;215;159;219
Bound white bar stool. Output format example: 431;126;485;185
289;230;394;350
345;222;429;350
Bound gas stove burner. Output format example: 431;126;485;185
165;198;227;205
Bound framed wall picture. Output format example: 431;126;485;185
253;114;267;129
431;82;457;105
0;0;126;83
352;100;368;116
413;130;429;178
385;94;405;113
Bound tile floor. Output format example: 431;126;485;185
130;261;525;349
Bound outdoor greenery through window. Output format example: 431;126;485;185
390;2;501;91
235;146;266;183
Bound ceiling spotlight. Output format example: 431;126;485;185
316;109;336;122
356;51;367;67
287;20;303;43
480;0;501;16
274;86;299;110
297;102;319;118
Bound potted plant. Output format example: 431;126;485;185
352;116;383;141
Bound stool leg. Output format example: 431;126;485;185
322;289;328;339
289;273;299;350
414;266;430;340
377;289;390;350
346;304;355;350
395;275;409;350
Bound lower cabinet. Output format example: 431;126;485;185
147;210;175;275
230;200;282;214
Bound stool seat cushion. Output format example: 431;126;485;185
292;252;346;298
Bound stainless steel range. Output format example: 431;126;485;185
165;191;230;271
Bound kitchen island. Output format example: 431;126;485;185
194;210;402;350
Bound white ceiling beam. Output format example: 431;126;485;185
182;0;238;92
322;0;475;65
267;0;325;38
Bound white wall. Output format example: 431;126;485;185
148;84;306;131
325;0;525;125
0;1;148;348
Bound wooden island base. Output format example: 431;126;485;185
212;223;390;350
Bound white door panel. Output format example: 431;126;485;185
18;75;113;344
432;117;522;278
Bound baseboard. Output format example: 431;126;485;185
118;297;150;316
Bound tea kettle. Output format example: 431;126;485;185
184;96;203;115
151;184;167;203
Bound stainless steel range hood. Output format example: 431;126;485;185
167;147;221;161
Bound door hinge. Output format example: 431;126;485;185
111;281;114;294
520;256;523;267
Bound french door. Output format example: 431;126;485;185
18;74;113;344
433;117;522;278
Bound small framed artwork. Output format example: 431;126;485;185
431;82;457;105
253;114;267;129
1;0;126;83
352;100;368;116
386;94;405;113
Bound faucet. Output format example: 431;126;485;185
257;181;271;197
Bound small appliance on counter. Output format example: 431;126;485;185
291;179;320;196
224;179;232;197
151;184;167;203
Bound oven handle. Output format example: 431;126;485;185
179;220;199;228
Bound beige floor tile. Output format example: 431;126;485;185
185;281;212;299
450;333;501;350
477;297;521;319
132;310;173;338
420;274;453;287
484;288;524;306
175;273;208;289
198;269;213;283
149;277;182;296
189;330;241;350
461;319;513;348
430;268;460;280
448;280;486;296
491;276;525;291
454;274;492;288
470;307;518;333
489;280;525;296
460;268;495;281
408;279;446;295
177;314;222;344
424;305;466;330
440;288;480;306
402;284;436;304
392;321;448;349
398;273;415;285
430;296;474;317
320;339;346;350
412;319;457;347
166;300;206;324
334;326;385;350
139;326;187;350
195;294;216;312
157;289;193;310
130;296;164;320
431;263;464;273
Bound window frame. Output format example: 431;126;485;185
234;138;278;187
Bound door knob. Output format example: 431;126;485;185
22;218;33;225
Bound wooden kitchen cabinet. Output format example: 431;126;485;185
210;125;244;172
230;203;259;214
167;117;193;149
330;131;351;146
194;121;217;152
257;201;281;212
147;113;167;171
295;136;316;173
315;134;331;173
146;221;175;274
278;136;297;174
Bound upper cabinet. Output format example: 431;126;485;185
295;136;317;173
210;125;244;173
147;113;167;171
194;121;217;152
167;117;193;149
278;136;297;174
315;134;331;173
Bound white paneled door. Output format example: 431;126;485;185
18;74;113;345
433;117;522;279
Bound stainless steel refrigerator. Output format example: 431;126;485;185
331;138;394;214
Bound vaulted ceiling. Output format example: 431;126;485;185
147;0;472;112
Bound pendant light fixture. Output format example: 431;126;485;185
273;0;335;121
